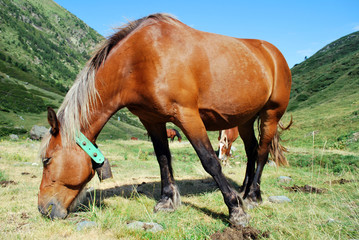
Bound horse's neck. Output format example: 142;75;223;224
82;96;119;142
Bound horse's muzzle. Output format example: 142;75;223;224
38;199;68;219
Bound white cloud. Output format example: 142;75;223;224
353;24;359;31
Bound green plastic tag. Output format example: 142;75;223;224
75;132;105;164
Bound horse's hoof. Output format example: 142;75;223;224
229;207;250;227
154;185;181;212
154;198;176;212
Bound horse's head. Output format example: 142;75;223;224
38;108;95;219
218;134;230;161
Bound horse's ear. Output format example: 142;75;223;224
47;107;59;136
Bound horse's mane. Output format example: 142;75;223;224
90;13;175;71
40;13;176;151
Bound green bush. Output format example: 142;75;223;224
0;80;46;113
0;127;27;137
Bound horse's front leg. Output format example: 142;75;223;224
176;110;249;227
140;120;181;212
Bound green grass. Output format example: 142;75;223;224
0;138;358;239
0;170;8;181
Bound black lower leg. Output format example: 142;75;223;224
246;148;269;202
193;141;242;209
141;121;180;211
238;125;258;195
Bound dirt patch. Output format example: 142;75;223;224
283;184;326;194
21;172;37;178
1;180;17;187
326;178;353;184
21;212;29;220
210;225;269;240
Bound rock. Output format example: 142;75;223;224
29;125;48;140
76;221;97;231
351;132;359;142
268;196;291;203
127;221;164;233
9;134;19;141
267;160;277;167
278;176;292;183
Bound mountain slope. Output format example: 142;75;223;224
0;0;145;138
0;0;103;91
289;31;359;111
285;31;359;152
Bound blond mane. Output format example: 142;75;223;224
40;14;175;155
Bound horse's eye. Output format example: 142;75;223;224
42;157;52;165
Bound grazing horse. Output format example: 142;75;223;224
218;127;239;167
167;128;182;142
38;14;291;226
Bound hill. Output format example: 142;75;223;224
285;31;359;152
289;31;359;111
0;0;146;139
0;0;103;89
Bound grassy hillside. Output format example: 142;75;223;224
289;31;359;111
0;0;102;135
285;31;359;153
0;0;145;138
0;0;103;88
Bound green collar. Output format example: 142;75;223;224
75;132;105;164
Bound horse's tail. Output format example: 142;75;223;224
257;115;293;166
173;129;182;141
269;116;293;166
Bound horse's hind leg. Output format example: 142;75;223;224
237;120;258;195
176;111;249;226
140;120;180;212
245;108;283;203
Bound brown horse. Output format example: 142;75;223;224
38;14;291;226
218;127;239;167
167;128;182;142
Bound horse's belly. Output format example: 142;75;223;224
198;80;270;130
199;108;258;131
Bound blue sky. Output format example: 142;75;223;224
55;0;359;68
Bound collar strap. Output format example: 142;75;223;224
75;132;105;164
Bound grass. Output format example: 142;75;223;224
0;136;358;239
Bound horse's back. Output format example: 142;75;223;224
102;17;291;128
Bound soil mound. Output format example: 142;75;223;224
1;180;17;187
210;225;269;240
283;184;326;194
